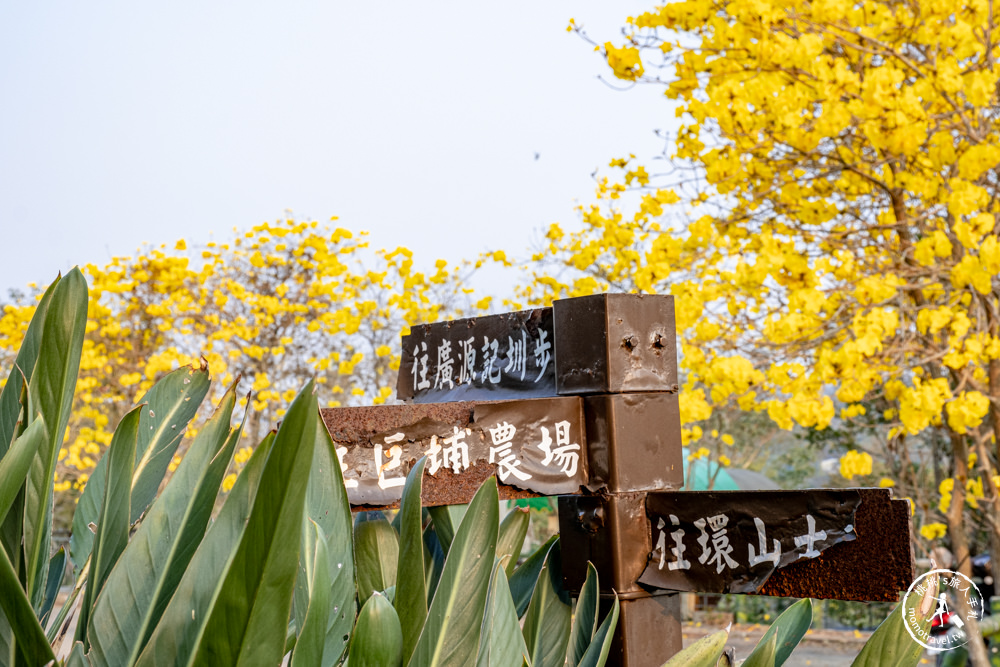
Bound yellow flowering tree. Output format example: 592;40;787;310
522;0;1000;606
0;218;475;519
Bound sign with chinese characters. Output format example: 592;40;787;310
638;490;862;594
331;396;587;506
397;307;555;403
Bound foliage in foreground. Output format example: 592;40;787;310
675;592;935;667
0;268;618;666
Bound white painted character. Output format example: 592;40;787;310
504;331;527;381
481;337;501;384
656;514;690;571
434;339;455;390
425;435;442;475
458;337;476;385
413;342;431;391
488;421;531;483
442;426;471;474
375;432;407;489
694;514;738;574
747;517;781;567
537;420;581;477
533;329;552;382
793;515;827;559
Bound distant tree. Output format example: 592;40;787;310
526;6;1000;660
0;218;479;512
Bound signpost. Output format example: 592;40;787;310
320;293;914;666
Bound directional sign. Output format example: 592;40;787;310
323;396;588;507
322;292;915;667
397;307;555;403
639;490;861;594
396;294;680;403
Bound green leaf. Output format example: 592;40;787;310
350;592;403;667
427;504;466;552
0;418;45;526
422;523;445;602
408;477;499;667
77;405;141;647
497;507;529;576
745;631;777;667
88;386;242;667
660;628;729;667
24;267;88;607
71;365;210;573
0;534;56;665
39;546;66;629
355;513;399;604
566;563;600;667
742;598;812;667
576;596;619;667
299;414;356;667
476;559;532;667
193;381;318;667
522;542;572;667
134;429;271;667
66;641;91;667
0;276;56;458
508;535;558;618
851;582;934;667
394;457;427;665
130;364;211;523
291;521;332;667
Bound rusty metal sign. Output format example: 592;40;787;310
397;307;555;403
638;490;861;594
323;395;587;507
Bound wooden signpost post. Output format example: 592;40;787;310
320;293;914;666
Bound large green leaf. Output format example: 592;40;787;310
350;592;403;667
408;478;499;667
88;386;242;666
133;430;271;667
0;418;45;526
291;417;356;667
130;364;211;523
497;507;529;576
742;598;812;667
193;381;318;667
0;276;56;457
24;267;87;607
566;563;600;667
427;505;466;553
355;512;399;604
509;535;558;618
39;546;66;629
422;522;446;603
77;404;141;647
576;597;619;667
660;628;729;667
0;540;56;665
476;559;532;667
394;457;427;665
291;521;332;667
522;542;572;667
71;365;210;572
66;641;91;667
744;631;777;667
851;583;934;667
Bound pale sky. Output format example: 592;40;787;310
0;1;670;298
